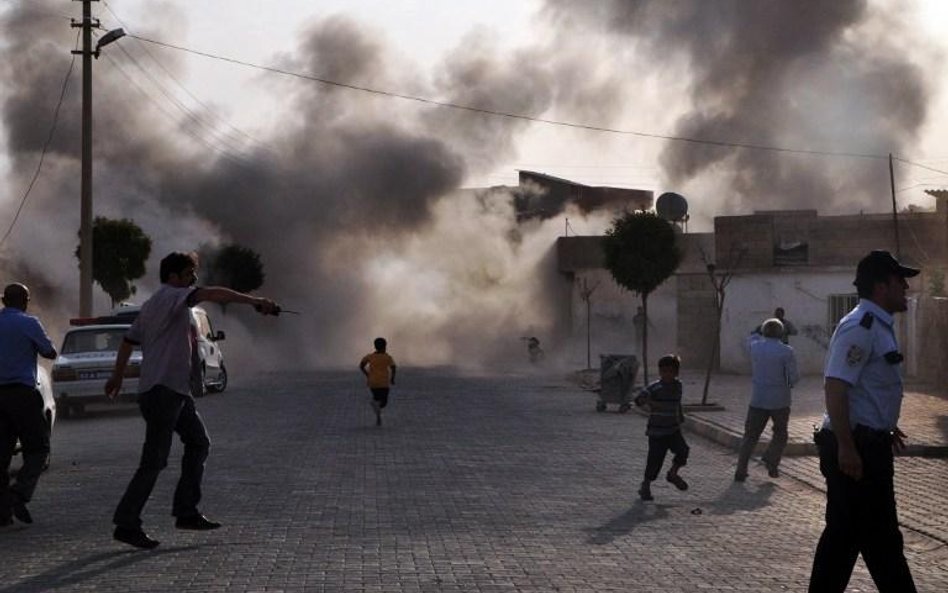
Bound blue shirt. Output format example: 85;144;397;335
748;334;799;409
822;299;903;431
0;307;56;387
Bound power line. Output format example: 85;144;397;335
100;1;271;154
109;39;255;158
893;156;948;179
99;49;260;171
127;33;895;162
0;33;78;249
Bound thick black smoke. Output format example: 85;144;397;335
542;0;934;213
0;1;585;368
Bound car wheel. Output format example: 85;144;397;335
193;365;207;398
207;364;227;394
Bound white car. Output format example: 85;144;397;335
51;323;141;418
13;366;56;469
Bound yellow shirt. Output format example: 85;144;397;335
361;352;395;388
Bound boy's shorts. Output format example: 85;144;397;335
370;388;390;408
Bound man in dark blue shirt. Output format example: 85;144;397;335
0;283;57;527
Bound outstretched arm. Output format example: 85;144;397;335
191;286;278;314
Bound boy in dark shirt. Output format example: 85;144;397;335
634;354;689;501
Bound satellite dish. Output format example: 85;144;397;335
656;192;688;222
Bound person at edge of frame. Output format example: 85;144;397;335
808;250;918;593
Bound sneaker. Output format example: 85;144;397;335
666;473;689;491
638;482;653;501
114;526;160;549
12;501;32;524
175;514;222;530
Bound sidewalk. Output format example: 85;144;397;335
677;370;948;458
676;370;948;545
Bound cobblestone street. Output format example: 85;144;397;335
2;368;946;592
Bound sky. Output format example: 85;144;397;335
105;0;948;201
0;0;946;368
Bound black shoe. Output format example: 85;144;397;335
765;462;780;478
638;482;653;501
666;473;689;491
12;501;32;524
114;527;160;549
0;516;12;528
175;514;221;530
734;472;748;483
376;413;382;427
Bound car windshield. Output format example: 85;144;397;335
61;328;138;354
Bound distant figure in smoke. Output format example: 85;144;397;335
106;252;280;549
0;283;57;528
735;318;798;482
753;307;797;345
526;336;544;364
360;337;397;427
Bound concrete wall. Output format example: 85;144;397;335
720;270;855;373
564;269;679;375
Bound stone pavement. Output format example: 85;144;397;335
1;368;945;592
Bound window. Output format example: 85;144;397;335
828;294;859;330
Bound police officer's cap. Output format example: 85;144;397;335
854;250;919;287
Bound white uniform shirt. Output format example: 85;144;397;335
125;285;198;396
822;299;904;431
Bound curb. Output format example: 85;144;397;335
682;414;948;458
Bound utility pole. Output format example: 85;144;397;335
888;153;902;258
72;1;98;317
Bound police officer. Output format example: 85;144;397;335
0;283;57;527
809;250;918;593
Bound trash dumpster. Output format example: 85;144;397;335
596;354;639;413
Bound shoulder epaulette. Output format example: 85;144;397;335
859;312;874;329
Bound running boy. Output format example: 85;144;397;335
359;338;397;426
633;354;690;501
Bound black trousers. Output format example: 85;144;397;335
370;388;390;408
113;386;210;529
0;384;50;522
809;427;916;593
643;431;689;482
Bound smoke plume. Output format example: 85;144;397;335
542;0;936;214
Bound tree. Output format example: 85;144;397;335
698;243;746;405
201;244;265;311
75;217;151;308
602;211;681;384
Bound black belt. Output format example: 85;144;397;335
815;424;892;446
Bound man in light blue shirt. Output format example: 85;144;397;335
735;318;798;482
809;250;918;593
0;283;57;527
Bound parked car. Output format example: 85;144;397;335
189;306;228;395
51;322;141;418
111;304;227;396
13;366;56;470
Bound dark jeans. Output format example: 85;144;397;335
736;406;790;475
643;431;689;482
113;386;210;529
809;427;916;593
0;384;50;521
370;388;390;408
